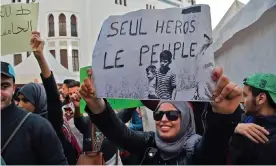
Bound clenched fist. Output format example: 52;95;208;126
31;31;45;57
79;69;105;114
211;67;243;114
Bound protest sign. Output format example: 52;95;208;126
79;66;143;113
92;5;215;101
1;3;39;55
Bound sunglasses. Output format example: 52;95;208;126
153;110;180;121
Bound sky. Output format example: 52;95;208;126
196;0;250;28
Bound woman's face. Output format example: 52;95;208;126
18;94;35;112
155;103;181;141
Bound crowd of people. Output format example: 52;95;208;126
1;31;276;165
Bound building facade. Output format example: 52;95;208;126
1;0;193;74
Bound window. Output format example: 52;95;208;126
14;54;22;66
26;0;29;3
18;0;21;2
72;50;79;72
48;14;55;37
60;49;68;69
71;15;78;37
12;0;15;3
50;50;56;58
27;52;31;57
59;14;67;36
115;0;126;6
146;4;155;9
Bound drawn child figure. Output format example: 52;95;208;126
146;65;158;99
156;50;177;100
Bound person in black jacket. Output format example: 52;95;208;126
229;73;276;165
19;31;81;164
79;67;242;165
1;61;67;165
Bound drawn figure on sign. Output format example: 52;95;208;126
146;65;158;99
191;34;214;101
156;50;177;100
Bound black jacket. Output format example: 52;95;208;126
85;100;241;165
1;102;67;165
229;115;276;165
41;72;79;165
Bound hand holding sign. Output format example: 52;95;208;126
211;67;243;114
79;69;106;114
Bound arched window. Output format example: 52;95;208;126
71;15;77;37
48;14;55;37
59;13;67;36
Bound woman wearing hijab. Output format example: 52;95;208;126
79;67;243;165
18;83;48;118
17;82;81;164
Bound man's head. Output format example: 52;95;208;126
68;81;80;100
61;79;75;98
242;73;276;116
1;61;16;110
160;50;172;69
146;65;156;80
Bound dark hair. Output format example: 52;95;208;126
68;81;80;88
244;79;276;109
146;65;156;74
160;50;172;63
63;79;75;86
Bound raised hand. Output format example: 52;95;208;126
31;31;45;57
70;91;81;108
79;69;105;114
235;123;269;143
211;67;243;114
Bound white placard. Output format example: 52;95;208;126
93;5;215;101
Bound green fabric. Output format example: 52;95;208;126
244;73;276;103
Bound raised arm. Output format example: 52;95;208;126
31;31;63;131
84;100;154;154
193;67;244;164
193;104;241;164
79;76;154;154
